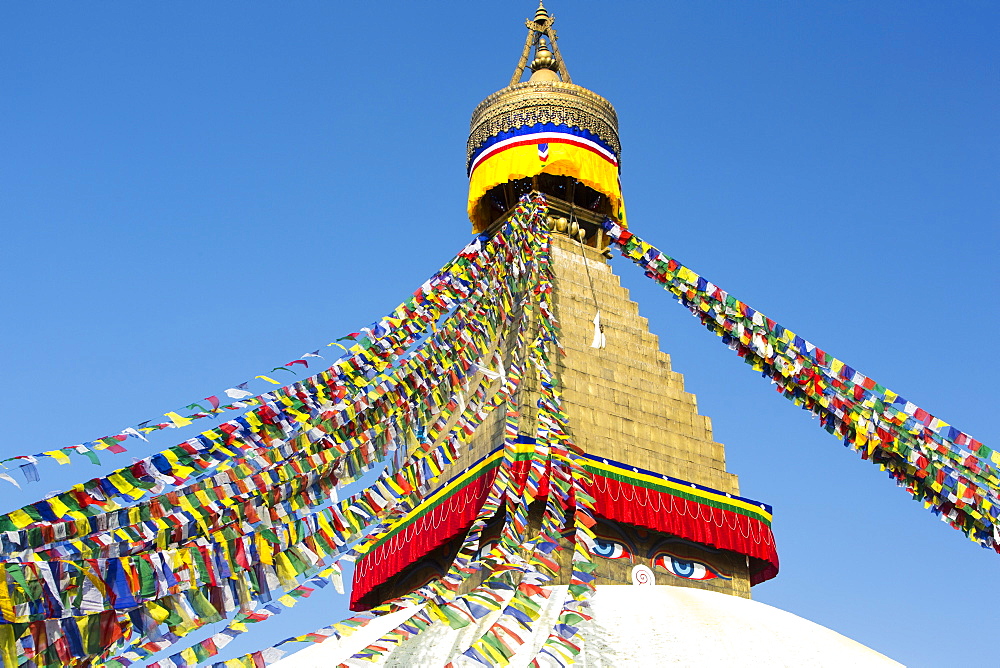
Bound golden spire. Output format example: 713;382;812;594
509;1;572;85
534;1;549;24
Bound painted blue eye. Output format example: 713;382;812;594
593;538;630;560
671;558;697;578
653;554;729;581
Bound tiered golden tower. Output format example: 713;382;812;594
350;2;777;611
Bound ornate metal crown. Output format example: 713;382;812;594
467;81;620;167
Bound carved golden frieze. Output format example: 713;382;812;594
467;81;620;163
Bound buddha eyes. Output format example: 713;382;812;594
653;553;729;581
593;537;631;560
589;539;728;582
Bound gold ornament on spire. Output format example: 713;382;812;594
529;37;558;73
534;1;549;24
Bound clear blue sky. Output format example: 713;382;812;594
2;2;997;666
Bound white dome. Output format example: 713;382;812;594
272;585;903;667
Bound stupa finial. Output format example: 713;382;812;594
534;1;549;24
509;2;572;86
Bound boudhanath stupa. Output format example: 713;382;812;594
1;4;995;668
272;5;906;665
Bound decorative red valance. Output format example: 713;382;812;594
584;474;778;585
351;450;779;610
351;466;499;609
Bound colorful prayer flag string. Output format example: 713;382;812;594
601;219;999;553
0;233;493;485
0;200;554;667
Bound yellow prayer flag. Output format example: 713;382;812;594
256;534;274;566
275;552;298;587
164;411;193;428
7;509;34;529
173;465;197;480
0;565;16;622
677;267;698;284
48;496;72;518
42;450;71;465
108;473;135;495
0;624;17;668
424;602;450;625
178;494;197;513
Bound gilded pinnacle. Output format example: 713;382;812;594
529;37;557;72
534;1;549;24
